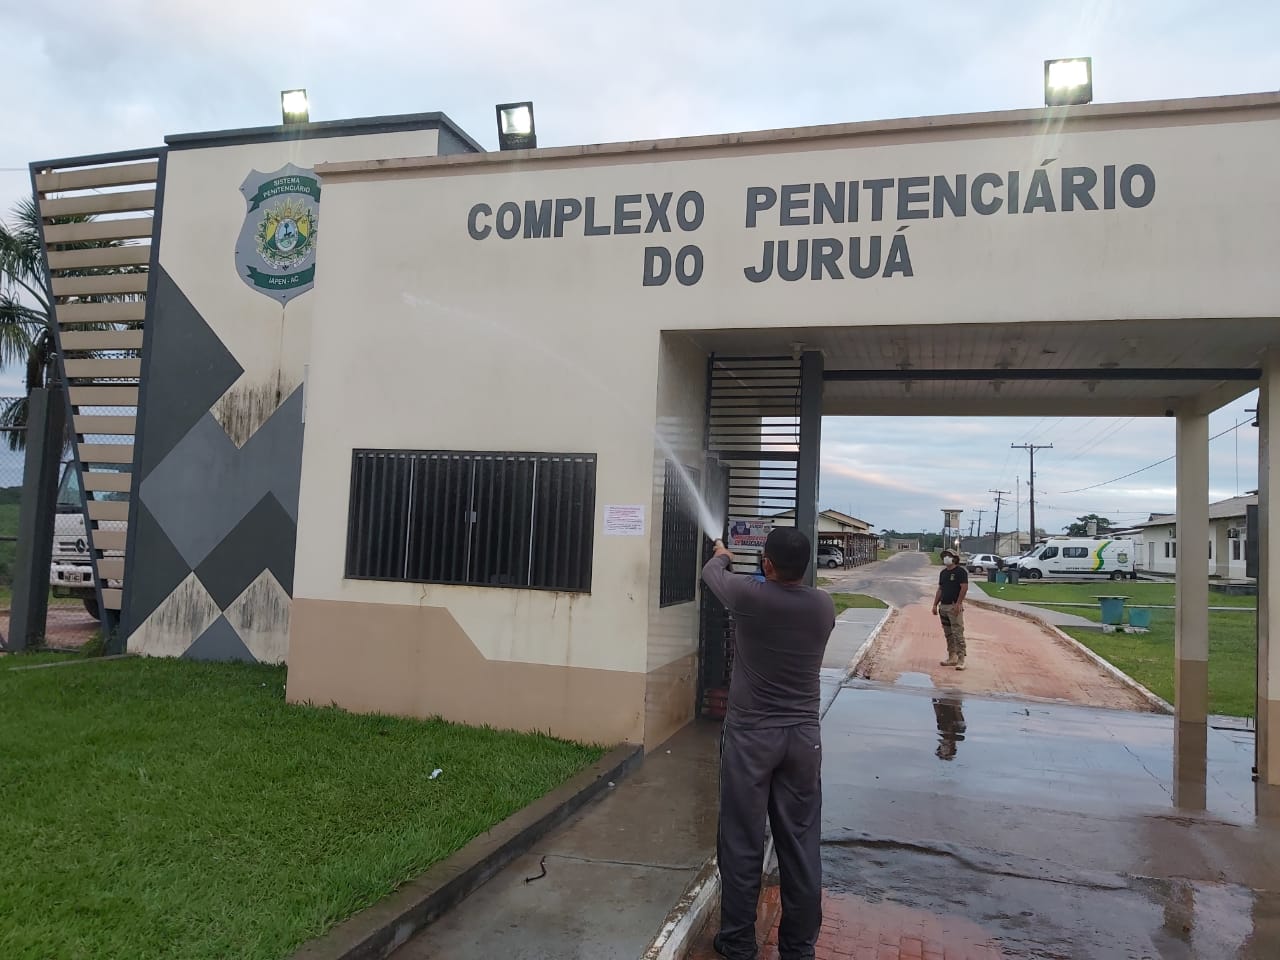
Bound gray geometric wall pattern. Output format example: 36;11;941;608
125;265;304;663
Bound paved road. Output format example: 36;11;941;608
821;550;936;608
826;552;1152;711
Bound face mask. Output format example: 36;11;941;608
943;556;956;565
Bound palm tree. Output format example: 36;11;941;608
0;197;54;450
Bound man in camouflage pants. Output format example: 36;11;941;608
932;549;969;670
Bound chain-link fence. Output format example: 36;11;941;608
0;396;101;651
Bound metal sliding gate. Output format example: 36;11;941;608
696;356;802;717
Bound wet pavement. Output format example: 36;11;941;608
689;679;1280;959
390;721;721;960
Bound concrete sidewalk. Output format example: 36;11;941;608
389;606;891;959
390;721;720;960
967;581;1098;628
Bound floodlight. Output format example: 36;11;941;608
281;89;310;124
1044;58;1092;106
496;101;537;150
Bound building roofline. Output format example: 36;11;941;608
314;91;1280;181
163;111;484;153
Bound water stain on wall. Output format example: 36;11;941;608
227;573;291;664
212;373;298;447
132;574;220;658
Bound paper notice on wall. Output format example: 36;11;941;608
727;518;772;550
604;505;646;536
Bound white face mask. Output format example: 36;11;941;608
943;556;956;565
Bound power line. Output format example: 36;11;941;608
1054;419;1252;495
1061;417;1136;463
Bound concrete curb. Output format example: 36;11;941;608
969;597;1174;715
3;653;131;671
846;606;895;677
640;605;895;960
289;743;642;960
640;856;721;960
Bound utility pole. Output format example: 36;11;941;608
1011;443;1052;546
1015;477;1021;544
990;489;1009;555
968;519;976;538
975;508;987;538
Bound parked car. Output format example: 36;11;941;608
966;553;1002;574
817;545;844;568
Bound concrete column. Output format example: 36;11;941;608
795;351;824;586
1175;410;1211;722
1213;522;1231;579
9;388;66;650
1257;351;1280;786
1174;408;1210;801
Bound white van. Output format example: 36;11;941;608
1013;537;1136;581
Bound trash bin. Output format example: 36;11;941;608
1006;568;1019;585
987;568;998;583
995;572;1008;584
1128;607;1152;629
1098;596;1126;625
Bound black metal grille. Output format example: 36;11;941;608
346;450;596;592
659;459;700;607
706;356;801;569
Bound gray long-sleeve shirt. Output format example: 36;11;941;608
701;554;836;728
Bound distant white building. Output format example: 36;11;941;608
1130;494;1255;579
960;533;1026;557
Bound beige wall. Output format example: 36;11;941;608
161;129;441;444
287;598;644;746
290;101;1280;744
644;334;709;748
321;113;1279;333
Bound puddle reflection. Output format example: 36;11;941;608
932;696;966;761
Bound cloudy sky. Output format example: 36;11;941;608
2;0;1276;528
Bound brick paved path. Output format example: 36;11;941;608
856;600;1151;711
686;884;1003;960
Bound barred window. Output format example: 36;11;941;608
659;460;700;607
345;450;596;592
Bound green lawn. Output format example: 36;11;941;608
982;580;1256;608
995;582;1258;718
0;658;605;960
831;593;887;615
1060;609;1257;718
876;548;891;561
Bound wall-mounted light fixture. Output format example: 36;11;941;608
496;101;536;150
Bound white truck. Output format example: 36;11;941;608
1012;537;1136;581
50;461;125;620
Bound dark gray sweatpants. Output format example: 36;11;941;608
717;721;823;960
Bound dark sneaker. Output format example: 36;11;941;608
713;931;758;959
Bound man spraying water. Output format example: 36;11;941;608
701;529;836;960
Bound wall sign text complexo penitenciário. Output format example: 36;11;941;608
463;162;1155;286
